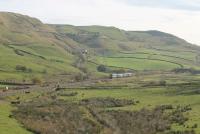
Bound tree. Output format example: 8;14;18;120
97;65;107;72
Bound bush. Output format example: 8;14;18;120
74;73;87;82
159;80;166;86
31;77;42;84
192;124;198;128
16;65;27;72
16;65;32;73
97;65;107;72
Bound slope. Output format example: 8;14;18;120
0;12;200;83
0;12;82;82
51;24;200;71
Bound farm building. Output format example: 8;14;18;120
111;73;133;78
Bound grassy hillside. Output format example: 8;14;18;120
0;12;200;82
0;12;83;82
1;12;200;134
52;24;200;71
0;101;32;134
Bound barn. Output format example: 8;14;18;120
111;73;133;78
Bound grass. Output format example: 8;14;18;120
1;12;200;133
0;101;32;134
96;56;181;70
1;73;200;133
55;73;200;133
92;47;200;71
1;12;200;81
0;44;79;82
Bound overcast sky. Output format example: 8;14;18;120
0;0;200;45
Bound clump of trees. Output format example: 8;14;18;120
172;68;200;75
73;51;92;81
97;65;107;72
15;65;32;73
145;80;167;87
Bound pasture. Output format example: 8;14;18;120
1;72;199;134
0;101;32;134
94;48;200;71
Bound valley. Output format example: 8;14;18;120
1;12;200;134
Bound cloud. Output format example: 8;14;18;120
0;0;200;45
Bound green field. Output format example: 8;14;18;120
0;102;32;134
96;57;181;70
0;44;79;82
93;48;200;71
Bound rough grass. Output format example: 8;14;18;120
0;101;32;134
58;88;200;133
56;73;200;133
1;73;200;133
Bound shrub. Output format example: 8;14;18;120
97;65;107;72
16;65;27;72
16;65;32;73
31;77;42;84
159;80;166;86
192;124;198;128
74;73;87;82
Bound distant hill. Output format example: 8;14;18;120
51;25;198;51
0;12;200;82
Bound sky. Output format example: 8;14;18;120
0;0;200;45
